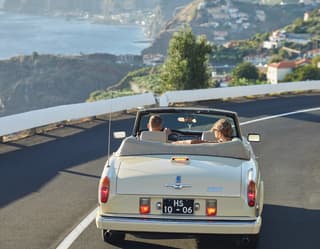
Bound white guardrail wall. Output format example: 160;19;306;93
0;81;319;138
0;93;156;137
159;81;320;106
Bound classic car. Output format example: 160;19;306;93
96;107;264;248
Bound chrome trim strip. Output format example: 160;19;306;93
99;215;259;225
165;184;192;190
97;215;262;234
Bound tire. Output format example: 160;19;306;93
101;229;125;245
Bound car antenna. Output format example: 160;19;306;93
107;108;112;168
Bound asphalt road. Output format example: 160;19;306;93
0;93;319;249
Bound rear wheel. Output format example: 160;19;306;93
101;229;125;245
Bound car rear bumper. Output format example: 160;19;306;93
96;214;262;235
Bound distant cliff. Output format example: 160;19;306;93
0;53;142;116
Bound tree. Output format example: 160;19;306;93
312;55;320;67
231;62;259;86
284;65;320;82
269;54;283;63
160;27;212;91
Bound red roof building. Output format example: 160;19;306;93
267;59;311;84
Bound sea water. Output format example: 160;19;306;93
0;11;149;59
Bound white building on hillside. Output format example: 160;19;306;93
267;59;311;84
267;61;296;84
263;41;279;49
305;48;320;58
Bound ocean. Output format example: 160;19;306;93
0;11;149;59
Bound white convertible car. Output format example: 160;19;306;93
96;107;263;248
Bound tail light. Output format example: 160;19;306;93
247;180;256;207
139;198;150;214
206;199;217;216
100;177;110;203
171;157;190;163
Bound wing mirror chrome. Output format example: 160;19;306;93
113;131;126;139
247;133;261;142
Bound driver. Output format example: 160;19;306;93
147;115;172;134
147;115;163;131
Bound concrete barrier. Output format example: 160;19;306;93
0;93;156;138
159;81;320;106
1;81;319;140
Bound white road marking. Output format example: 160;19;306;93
56;106;320;249
55;207;97;249
240;107;320;126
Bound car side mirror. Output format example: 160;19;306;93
113;131;126;139
247;133;261;142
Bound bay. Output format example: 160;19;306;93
0;11;149;59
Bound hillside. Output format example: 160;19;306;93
143;1;312;55
0;53;142;116
89;6;320;101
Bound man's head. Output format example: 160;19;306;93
147;115;163;131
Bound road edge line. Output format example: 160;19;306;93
55;207;98;249
240;107;320;126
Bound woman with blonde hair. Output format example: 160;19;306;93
211;118;233;142
173;118;233;144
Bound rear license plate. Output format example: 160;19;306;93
162;199;194;214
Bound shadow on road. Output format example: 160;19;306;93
258;204;320;249
0;117;134;208
106;205;320;249
197;204;320;249
121;240;182;249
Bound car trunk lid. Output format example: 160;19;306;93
116;155;243;197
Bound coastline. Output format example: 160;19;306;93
2;8;154;45
0;8;153;38
0;11;150;59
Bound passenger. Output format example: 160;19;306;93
211;118;233;143
173;118;232;144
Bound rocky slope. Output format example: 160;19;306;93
143;1;310;55
0;53;142;116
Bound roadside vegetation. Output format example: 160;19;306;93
284;56;320;82
88;26;214;101
87;66;162;102
160;26;213;91
230;62;266;86
88;9;320;101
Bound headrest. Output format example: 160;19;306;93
140;131;167;143
201;131;216;142
116;137;250;160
